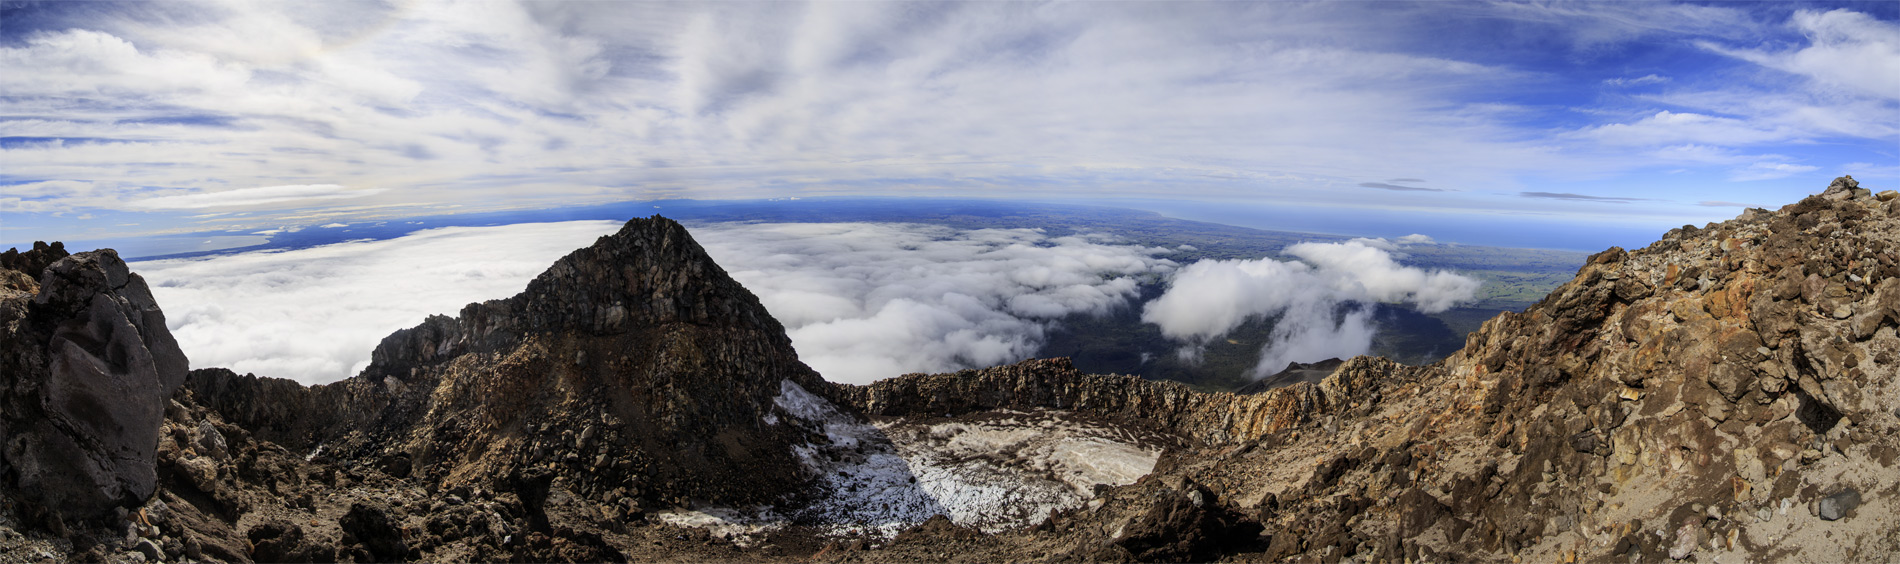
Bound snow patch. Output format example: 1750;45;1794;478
662;380;1165;541
772;379;945;537
650;507;785;547
879;411;1163;532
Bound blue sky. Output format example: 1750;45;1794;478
2;1;1896;251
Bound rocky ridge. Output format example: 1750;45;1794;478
1;178;1896;563
830;177;1900;562
183;216;836;508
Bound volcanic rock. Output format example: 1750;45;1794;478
0;249;188;520
184;216;835;508
1818;488;1860;521
8;177;1900;563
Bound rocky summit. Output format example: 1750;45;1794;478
1;178;1897;563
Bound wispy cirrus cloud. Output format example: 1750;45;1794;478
1604;74;1669;87
3;1;1895;246
1521;192;1650;203
129;184;385;210
1359;182;1447;192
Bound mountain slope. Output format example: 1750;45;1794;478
834;178;1900;562
187;216;835;508
3;179;1895;563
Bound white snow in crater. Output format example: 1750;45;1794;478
660;380;1168;539
650;507;785;547
878;412;1163;532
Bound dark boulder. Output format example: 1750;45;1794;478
341;502;408;562
1;249;189;520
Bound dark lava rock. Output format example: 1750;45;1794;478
341;502;408;561
0;249;188;520
509;527;628;563
0;241;68;280
1111;484;1262;562
1819;489;1861;521
247;520;309;563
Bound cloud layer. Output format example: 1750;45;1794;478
1141;238;1479;377
692;223;1175;384
4;3;1896;246
134;218;1482;387
139;220;624;384
136;220;1177;386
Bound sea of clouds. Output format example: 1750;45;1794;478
1141;237;1480;377
136;221;1477;386
692;223;1177;384
140;221;627;384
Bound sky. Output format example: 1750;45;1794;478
3;0;1897;250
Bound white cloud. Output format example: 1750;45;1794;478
1604;74;1668;87
1140;240;1478;378
1284;241;1481;313
1348;237;1400;251
1580;111;1797;147
1396;234;1435;244
138;220;624;384
692;222;1175;384
1730;162;1820;182
1702;9;1900;102
138;220;1180;386
128;184;385;210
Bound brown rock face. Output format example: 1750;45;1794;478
831;179;1900;562
0;249;188;520
187;216;833;508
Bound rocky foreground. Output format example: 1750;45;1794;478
1;177;1896;563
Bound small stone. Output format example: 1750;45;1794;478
1878;190;1899;202
1619;388;1644;401
1668;518;1701;560
1819;489;1861;521
1831;304;1852;319
1757;506;1772;522
178;456;219;492
133;538;164;562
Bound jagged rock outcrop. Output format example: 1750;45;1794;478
0;241;68;281
0;249;189;523
187;216;834;510
841;356;1399;445
834;177;1899;562
1011;178;1900;563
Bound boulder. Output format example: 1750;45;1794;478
1;250;189;520
340;502;408;561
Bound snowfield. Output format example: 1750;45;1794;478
658;380;1167;540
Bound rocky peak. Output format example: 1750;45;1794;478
190;216;832;510
1;248;188;522
360;216;799;382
